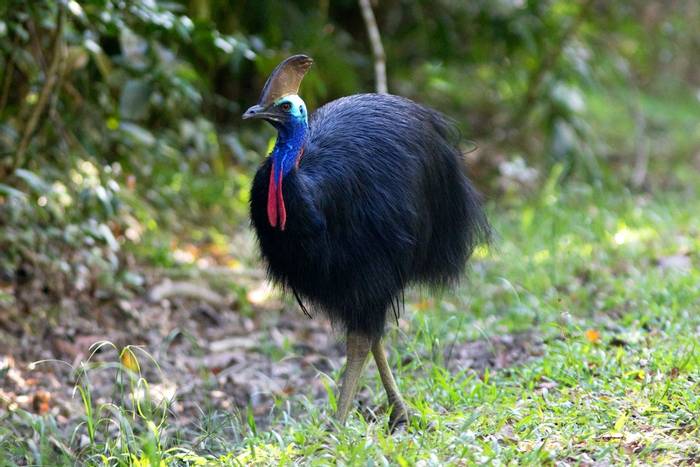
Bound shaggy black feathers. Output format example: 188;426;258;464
250;93;490;337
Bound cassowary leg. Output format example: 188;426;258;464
372;339;409;429
336;332;371;424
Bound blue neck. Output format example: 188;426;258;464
271;118;307;183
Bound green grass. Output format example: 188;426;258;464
2;176;700;465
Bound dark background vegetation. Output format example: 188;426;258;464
1;0;698;293
1;0;700;464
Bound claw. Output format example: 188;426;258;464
388;408;409;432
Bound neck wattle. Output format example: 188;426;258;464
267;120;307;230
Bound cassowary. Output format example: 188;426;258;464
243;55;490;428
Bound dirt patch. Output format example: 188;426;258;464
1;272;545;434
1;279;343;429
444;330;545;374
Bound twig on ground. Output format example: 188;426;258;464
157;266;267;281
148;280;231;307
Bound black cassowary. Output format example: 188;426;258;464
243;55;490;428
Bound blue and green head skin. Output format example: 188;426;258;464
242;55;313;185
242;55;314;230
242;94;308;202
269;94;308;182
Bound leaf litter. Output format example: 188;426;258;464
0;260;545;438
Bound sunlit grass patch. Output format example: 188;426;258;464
2;181;700;465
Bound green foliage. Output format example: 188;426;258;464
1;1;698;272
0;0;260;289
0;165;130;302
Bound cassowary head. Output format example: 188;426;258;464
243;55;314;231
242;55;313;130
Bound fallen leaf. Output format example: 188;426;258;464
585;329;601;343
209;335;260;353
414;299;432;311
32;390;50;415
120;347;140;373
614;412;627;432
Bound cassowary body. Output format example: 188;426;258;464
244;55;489;428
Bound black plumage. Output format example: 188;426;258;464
243;55;489;427
250;93;489;337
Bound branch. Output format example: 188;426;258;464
14;6;64;170
358;0;387;94
512;0;594;127
27;11;73;156
0;48;15;114
630;102;649;189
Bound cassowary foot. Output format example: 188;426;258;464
388;405;409;432
372;338;409;433
336;332;410;433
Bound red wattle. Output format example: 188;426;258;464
277;174;287;230
267;148;303;230
267;164;277;228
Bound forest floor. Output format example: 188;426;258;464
2;181;700;465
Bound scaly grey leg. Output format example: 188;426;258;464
372;338;409;429
336;332;371;424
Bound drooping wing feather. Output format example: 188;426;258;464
258;55;313;107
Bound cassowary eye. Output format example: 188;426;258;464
280;102;292;112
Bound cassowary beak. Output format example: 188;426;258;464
242;104;280;122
